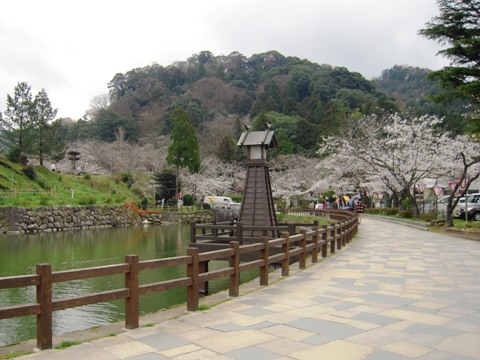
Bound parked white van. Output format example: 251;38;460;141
203;196;241;210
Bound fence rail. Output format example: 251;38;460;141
0;210;358;351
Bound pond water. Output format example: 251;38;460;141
0;224;251;347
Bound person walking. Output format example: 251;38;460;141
354;199;365;224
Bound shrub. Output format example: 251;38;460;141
121;172;134;188
384;208;399;216
7;146;22;163
229;194;243;203
78;195;97;205
22;165;37;180
140;197;148;209
183;194;194;206
83;173;91;180
399;210;413;218
420;212;437;222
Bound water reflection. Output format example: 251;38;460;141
0;224;193;346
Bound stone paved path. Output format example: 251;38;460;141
16;217;480;359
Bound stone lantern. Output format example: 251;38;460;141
67;150;80;171
236;127;278;237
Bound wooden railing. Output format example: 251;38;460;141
0;210;358;351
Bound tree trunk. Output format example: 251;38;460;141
175;166;179;204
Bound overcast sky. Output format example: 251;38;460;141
0;0;448;120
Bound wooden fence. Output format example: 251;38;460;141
0;210;358;351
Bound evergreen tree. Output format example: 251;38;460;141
1;82;34;159
153;168;180;205
166;107;201;197
419;0;480;104
32;88;58;165
216;135;236;162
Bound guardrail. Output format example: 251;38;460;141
0;210;358;351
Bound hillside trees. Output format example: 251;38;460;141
103;51;401;156
372;65;471;134
94;109;139;142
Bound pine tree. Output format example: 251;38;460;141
419;0;480;104
32;88;58;165
1;82;34;160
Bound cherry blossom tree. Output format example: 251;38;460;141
270;155;322;209
181;156;244;201
434;134;480;225
316;113;480;221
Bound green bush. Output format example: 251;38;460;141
384;208;399;216
229;194;243;203
78;195;97;205
183;194;194;206
420;212;437;222
399;210;413;218
465;221;480;229
22;165;36;180
121;172;134;188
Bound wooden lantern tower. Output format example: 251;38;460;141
236;127;278;238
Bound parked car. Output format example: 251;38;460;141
203;195;241;210
433;196;462;217
455;193;480;221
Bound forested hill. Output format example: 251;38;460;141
372;65;467;134
64;50;459;157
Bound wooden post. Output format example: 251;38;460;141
330;223;336;254
190;222;196;244
260;237;269;286
36;264;53;350
336;223;342;250
236;222;243;245
281;232;290;277
229;241;240;297
288;224;295;237
125;255;139;329
321;225;328;258
299;230;307;269
311;227;318;263
187;247;199;311
199;261;209;295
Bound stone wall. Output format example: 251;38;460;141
141;210;215;225
0;206;217;235
0;205;142;234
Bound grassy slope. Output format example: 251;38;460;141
0;158;138;207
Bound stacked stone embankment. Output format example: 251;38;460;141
0;206;217;234
0;205;141;234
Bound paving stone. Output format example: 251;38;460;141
135;332;190;350
224;346;279;359
352;312;400;326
